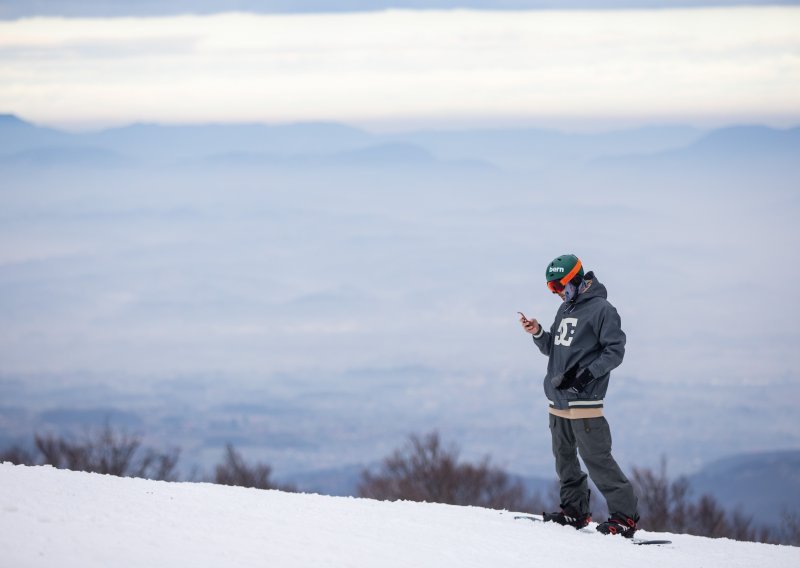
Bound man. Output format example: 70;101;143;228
519;254;640;537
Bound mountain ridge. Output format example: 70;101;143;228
3;114;798;171
687;449;800;526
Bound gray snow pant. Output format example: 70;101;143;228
549;414;638;519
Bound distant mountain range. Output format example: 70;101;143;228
687;450;800;527
2;114;798;173
592;124;800;172
3;1;798;19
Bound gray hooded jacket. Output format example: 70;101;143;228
531;271;626;410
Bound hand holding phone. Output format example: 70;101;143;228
518;312;541;335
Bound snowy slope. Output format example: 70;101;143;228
1;463;797;568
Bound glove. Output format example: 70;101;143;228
552;364;579;390
569;369;595;393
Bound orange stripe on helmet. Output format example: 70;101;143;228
560;258;582;285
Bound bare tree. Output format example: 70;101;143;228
358;431;544;512
727;509;757;542
631;458;691;532
687;494;731;538
32;423;179;480
632;458;769;543
212;443;295;491
0;444;38;466
778;510;800;546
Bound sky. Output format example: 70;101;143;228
1;7;799;130
2;1;799;18
1;5;799;478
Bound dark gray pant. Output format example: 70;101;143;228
549;414;638;519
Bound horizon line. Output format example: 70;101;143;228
4;111;800;136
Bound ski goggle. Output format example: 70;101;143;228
546;259;583;294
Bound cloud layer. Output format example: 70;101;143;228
1;8;799;129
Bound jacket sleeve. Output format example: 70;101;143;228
587;303;626;378
532;320;555;356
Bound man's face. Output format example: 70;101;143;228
547;279;567;301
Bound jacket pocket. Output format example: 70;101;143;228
580;373;609;401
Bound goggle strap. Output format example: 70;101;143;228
560;259;583;286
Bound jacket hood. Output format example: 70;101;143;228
571;271;607;305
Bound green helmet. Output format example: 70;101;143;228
545;254;584;284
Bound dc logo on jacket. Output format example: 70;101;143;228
555;318;578;346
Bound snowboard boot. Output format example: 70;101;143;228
596;514;639;538
542;504;591;530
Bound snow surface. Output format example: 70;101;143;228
1;463;797;568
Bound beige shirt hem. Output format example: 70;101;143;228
548;407;604;419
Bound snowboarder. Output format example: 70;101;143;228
519;254;640;537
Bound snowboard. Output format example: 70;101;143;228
513;514;673;546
